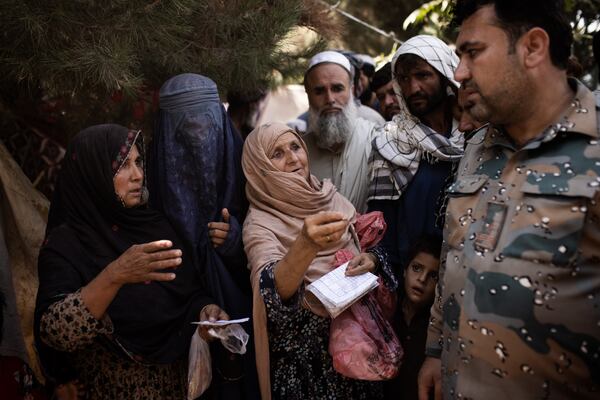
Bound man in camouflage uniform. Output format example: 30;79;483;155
418;1;600;399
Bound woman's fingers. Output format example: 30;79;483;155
141;240;173;253
313;211;345;223
208;222;230;232
321;220;349;235
205;307;228;321
302;212;349;248
209;228;228;247
221;208;230;223
149;257;182;270
197;305;228;341
216;308;229;321
218;311;229;321
208;225;230;238
346;253;377;276
200;304;226;322
146;248;182;262
307;218;348;235
307;220;348;244
346;263;370;275
347;255;361;269
146;271;177;282
208;221;230;247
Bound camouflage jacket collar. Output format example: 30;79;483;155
474;79;599;152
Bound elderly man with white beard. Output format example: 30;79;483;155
301;51;379;213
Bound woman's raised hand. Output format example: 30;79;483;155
106;240;181;285
208;208;231;248
302;211;349;250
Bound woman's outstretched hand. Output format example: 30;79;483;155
208;208;231;248
82;240;181;319
346;253;377;276
301;211;349;250
106;240;181;285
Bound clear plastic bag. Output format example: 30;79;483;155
208;323;249;354
187;331;212;400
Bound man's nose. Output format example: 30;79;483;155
404;78;421;96
455;59;470;83
384;93;396;106
324;89;335;104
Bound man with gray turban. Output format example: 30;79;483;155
368;35;464;275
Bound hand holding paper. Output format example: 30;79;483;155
306;262;379;318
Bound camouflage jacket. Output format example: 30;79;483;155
426;80;600;399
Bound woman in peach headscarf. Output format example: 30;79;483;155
242;123;394;400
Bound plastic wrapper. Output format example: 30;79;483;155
208;323;249;354
187;331;212;400
329;284;402;380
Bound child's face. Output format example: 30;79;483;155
403;251;440;307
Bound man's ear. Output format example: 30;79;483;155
520;27;550;69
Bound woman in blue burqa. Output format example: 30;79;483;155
149;73;259;399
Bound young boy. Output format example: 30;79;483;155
385;235;442;400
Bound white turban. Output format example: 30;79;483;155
306;51;353;76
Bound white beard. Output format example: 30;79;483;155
308;99;358;151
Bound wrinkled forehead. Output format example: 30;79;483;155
267;130;306;155
249;122;305;154
305;62;352;87
266;131;289;151
394;54;435;76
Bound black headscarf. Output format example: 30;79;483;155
36;124;213;378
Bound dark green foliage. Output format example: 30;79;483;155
337;0;599;87
0;0;329;140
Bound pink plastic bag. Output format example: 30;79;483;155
334;211;387;267
329;212;403;380
354;211;387;249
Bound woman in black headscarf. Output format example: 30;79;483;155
35;124;226;399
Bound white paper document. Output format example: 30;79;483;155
306;262;378;318
191;317;250;326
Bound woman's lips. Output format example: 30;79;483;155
410;286;425;296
